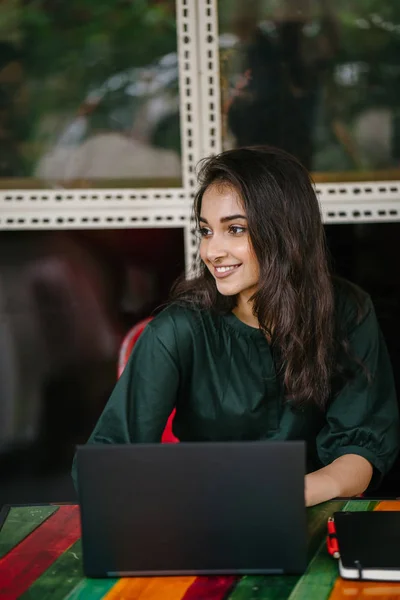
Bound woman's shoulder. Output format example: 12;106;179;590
333;277;373;331
148;302;217;344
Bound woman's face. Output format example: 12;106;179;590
199;183;260;299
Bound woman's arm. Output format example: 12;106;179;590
71;316;181;489
315;292;399;506
305;453;373;507
88;324;179;445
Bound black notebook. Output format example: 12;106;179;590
334;511;400;581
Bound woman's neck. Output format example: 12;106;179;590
232;292;274;342
232;295;259;329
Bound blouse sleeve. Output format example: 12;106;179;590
71;320;180;488
88;323;179;445
316;296;400;485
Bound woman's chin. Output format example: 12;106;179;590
215;281;241;296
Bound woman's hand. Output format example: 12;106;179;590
305;454;374;507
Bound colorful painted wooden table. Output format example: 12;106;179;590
0;499;400;600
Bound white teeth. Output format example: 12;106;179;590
216;265;238;273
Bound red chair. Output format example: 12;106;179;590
118;317;178;443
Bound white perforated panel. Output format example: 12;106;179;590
317;182;400;223
1;189;191;207
0;205;191;230
177;0;202;189
197;0;222;158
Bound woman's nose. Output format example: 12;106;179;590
206;234;228;262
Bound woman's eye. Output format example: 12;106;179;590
197;227;212;238
229;225;246;235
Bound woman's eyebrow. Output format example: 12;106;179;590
199;214;247;224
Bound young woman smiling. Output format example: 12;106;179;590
75;147;399;506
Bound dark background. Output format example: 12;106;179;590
0;227;184;505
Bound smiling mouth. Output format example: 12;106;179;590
213;264;241;278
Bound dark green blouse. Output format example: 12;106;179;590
79;281;399;483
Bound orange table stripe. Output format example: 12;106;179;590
328;501;400;600
103;576;197;600
374;500;400;512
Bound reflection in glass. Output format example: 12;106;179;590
219;0;400;180
0;0;181;188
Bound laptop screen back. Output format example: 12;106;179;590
77;441;307;577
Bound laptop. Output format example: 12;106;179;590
76;441;307;577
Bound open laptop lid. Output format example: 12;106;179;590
76;441;307;577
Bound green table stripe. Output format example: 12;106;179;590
64;578;118;600
287;537;337;600
342;499;379;512
0;506;58;559
19;540;83;600
287;499;379;600
229;575;299;600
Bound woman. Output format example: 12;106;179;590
74;146;399;506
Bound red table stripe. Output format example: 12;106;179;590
0;505;80;600
181;576;238;600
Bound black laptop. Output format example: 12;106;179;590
76;441;307;577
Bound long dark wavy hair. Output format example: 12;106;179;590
171;146;356;409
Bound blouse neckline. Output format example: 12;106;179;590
222;311;267;340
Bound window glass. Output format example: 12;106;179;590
218;0;400;181
0;0;181;188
